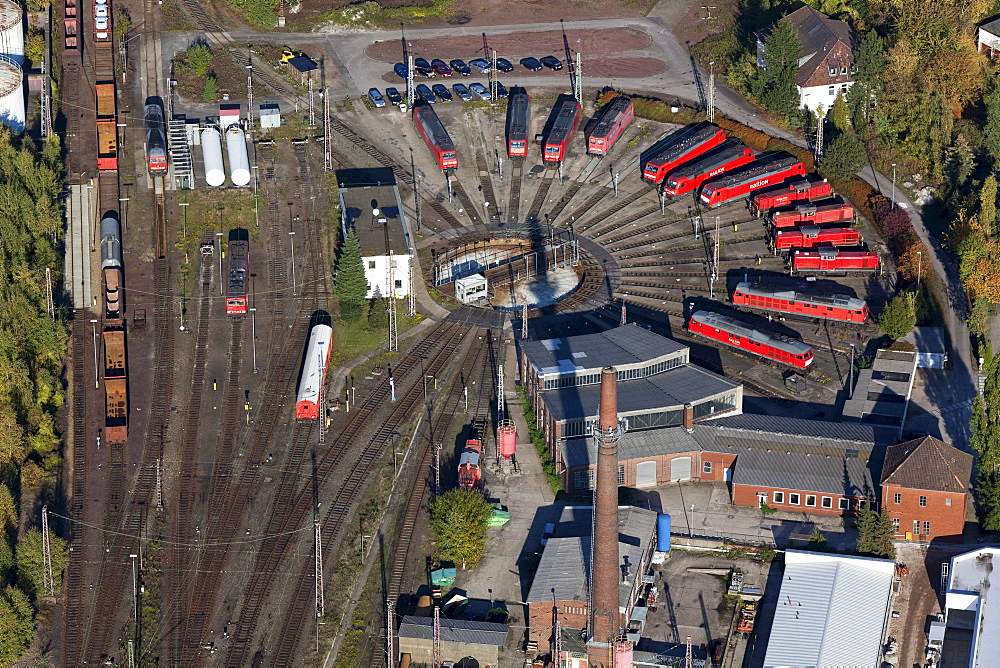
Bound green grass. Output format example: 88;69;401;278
516;386;563;494
329;305;424;369
313;0;457;28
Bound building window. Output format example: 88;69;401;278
703;461;712;474
821;497;832;509
773;491;785;504
838;498;849;510
913;520;920;535
618;465;625;485
571;469;594;492
840;66;848;75
829;67;837;76
946;498;952;507
368;260;376;269
923;521;931;536
919;496;927;507
806;495;817;507
828;86;835;96
892;518;900;534
894;493;901;504
789;493;800;505
394;279;402;289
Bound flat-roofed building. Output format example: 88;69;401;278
943;548;1000;667
842;348;918;437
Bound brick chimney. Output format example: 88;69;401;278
683;403;694;433
589;366;621;666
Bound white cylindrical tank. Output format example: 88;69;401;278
225;124;251;186
0;1;23;66
201;125;225;187
100;215;121;269
0;56;23;132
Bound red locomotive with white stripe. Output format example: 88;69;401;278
586;96;634;155
688;309;814;368
542;96;581;162
771;202;854;228
750;178;832;215
413;100;458;170
791;248;880;275
773;226;861;250
641;122;727;185
731;281;869;324
662;140;756;197
699;155;807;209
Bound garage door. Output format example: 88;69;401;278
670;456;692;482
636;461;657;487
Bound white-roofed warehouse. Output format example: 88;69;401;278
763;550;895;668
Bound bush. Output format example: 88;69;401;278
879;292;917;340
716;116;771;152
819;133;866;179
872;198;915;242
201;76;218;102
366;298;388;330
185;43;212;79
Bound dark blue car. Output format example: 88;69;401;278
393;62;408;79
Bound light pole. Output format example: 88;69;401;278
215;231;223;295
916;251;923;291
118;197;129;234
250;273;258;373
129;553;138;624
849;343;855;399
289;230;297;296
252;165;260;228
90;319;99;388
890;163;897;210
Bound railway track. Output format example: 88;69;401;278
452;182;482;226
545;180;584;224
564;186;612;227
154;177;167;258
328;117;413;186
506;160;523;224
591;210;687;244
426;197;465;233
576;189;648;233
475;149;499;224
619;234;769;260
525;176;553;223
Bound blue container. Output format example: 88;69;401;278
657;513;671;552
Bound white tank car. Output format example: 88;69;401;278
100;215;121;269
201;125;226;187
295;324;334;421
225;124;251;186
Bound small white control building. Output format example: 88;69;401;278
455;274;487;304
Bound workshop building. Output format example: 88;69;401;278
396;615;508;666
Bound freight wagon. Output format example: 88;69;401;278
586;96;634;155
641;122;726;185
750;178;832;215
144;102;167;173
791;248;880;275
413;100;458;170
542;96;581;162
688;309;814;368
731;281;869;324
103;321;128;442
505;87;530;158
699;156;807;209
93;0;111;41
773;226;861;250
96;82;117;170
295;323;334;421
100;215;123;319
662;140;755;197
770;202;854;228
226;228;249;316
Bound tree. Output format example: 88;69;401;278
0;585;33;664
855;501;896;559
15;528;67;598
202;76;218;103
829;92;850;132
984;90;1000;162
23;30;44;66
429;489;493;569
879;292;917;340
185;43;212;79
757;19;801;117
854;31;887;86
366;298;388;331
942;134;974;188
872;199;913;239
819;132;866;178
981;174;998;233
335;228;368;322
972;355;1000;530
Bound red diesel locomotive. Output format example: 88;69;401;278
791;248;880;274
773;226;861;250
688;309;814;368
750;178;832;215
505;87;530;158
731;281;869;324
699;156;807;209
641;122;726;185
226;228;250;316
542;96;582;162
771;202;855;228
413;100;458;170
586;96;634;155
662;140;755;197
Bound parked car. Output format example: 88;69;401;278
368;88;387;108
519;57;542;71
449;59;471;76
540;55;563;70
432;83;453;102
495;82;509;99
416;83;437;103
495;57;514;72
94;4;108;17
452;83;473;101
470;82;490;101
385;87;403;106
469;58;492;73
414;57;435;77
431;59;453;77
393;62;408;79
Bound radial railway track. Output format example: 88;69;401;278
526;176;553;223
506;160;523;225
545;180;583;224
452;182;482;226
475;150;499;224
575;188;648;233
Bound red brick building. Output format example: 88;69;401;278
880;436;972;542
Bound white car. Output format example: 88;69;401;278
95;17;109;37
95;5;108;17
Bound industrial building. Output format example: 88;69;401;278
396;615;509;665
842;348;918;436
942;547;1000;667
762;550;895;667
336;168;413;299
519;326;743;448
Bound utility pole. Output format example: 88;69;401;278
497;364;505;423
814;113;824;160
707;61;716;123
849;343;855;399
41;506;54;596
246;44;254;136
553;605;562;666
324;87;332;171
155;458;163;509
387;251;398;352
435;443;442;495
433;604;442;668
406;54;415;108
711;216;720;299
621;299;626;325
521;303;528;340
308;77;315;128
386;598;395;668
45;268;54;320
612;166;619;198
685;635;693;668
314;518;325;619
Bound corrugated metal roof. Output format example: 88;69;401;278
398;615;509;646
732;448;876;496
541;363;738;423
697;413;885;448
763;551;894;668
522;326;686;378
561;429;700;469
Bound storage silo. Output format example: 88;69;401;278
0;1;23;65
0;56;24;132
225;124;251;186
201;125;225;187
